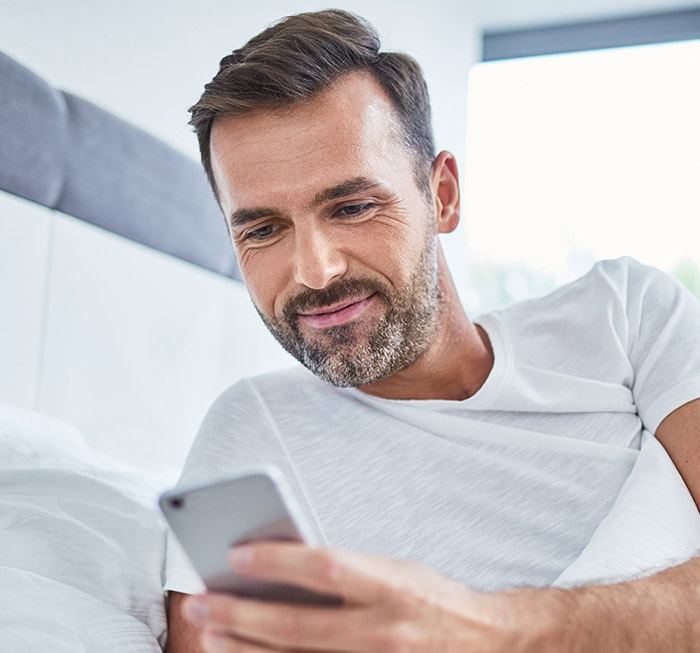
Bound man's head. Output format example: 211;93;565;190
189;10;461;388
190;9;435;203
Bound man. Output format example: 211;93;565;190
164;9;700;652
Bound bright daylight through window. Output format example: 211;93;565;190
463;38;700;314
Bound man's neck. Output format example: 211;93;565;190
356;265;494;402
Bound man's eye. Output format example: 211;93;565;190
244;224;278;241
337;202;375;218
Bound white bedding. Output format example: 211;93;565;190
0;404;168;651
553;430;700;587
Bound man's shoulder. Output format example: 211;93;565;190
479;256;668;365
494;256;656;322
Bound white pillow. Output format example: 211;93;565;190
0;404;168;651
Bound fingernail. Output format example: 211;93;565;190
229;546;253;569
184;596;209;624
203;632;228;653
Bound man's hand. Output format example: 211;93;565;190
180;540;560;652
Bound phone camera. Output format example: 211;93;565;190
169;497;184;509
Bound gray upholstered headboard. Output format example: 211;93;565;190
0;50;241;281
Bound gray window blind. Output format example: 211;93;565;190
483;8;700;61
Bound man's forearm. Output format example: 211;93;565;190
552;555;700;652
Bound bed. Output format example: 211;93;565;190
0;50;294;650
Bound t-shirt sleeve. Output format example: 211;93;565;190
611;257;700;433
162;378;293;596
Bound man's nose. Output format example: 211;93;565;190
292;227;347;289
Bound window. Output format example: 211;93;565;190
464;38;700;314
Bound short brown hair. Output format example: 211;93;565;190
188;9;435;203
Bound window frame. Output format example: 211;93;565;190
482;8;700;61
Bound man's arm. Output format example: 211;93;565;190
551;398;700;651
164;591;206;653
656;398;700;512
554;554;700;651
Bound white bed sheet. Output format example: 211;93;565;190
0;404;169;651
553;430;700;587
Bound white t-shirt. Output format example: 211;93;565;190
163;257;700;595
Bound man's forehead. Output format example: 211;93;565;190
219;153;392;219
209;71;409;211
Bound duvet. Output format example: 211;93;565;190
0;404;168;652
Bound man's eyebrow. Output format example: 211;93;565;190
228;207;282;230
310;177;383;207
228;177;383;229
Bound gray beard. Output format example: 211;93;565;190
254;228;443;387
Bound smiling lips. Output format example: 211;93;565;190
297;293;377;329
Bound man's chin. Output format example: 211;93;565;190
292;334;382;386
268;313;401;385
302;357;382;388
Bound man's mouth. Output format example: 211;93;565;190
297;292;377;329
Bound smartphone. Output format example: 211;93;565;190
159;463;343;606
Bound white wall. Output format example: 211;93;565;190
0;0;480;303
0;194;51;410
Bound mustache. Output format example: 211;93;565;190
282;277;387;321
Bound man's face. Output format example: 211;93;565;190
210;71;443;387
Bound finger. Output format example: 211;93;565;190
228;541;398;605
200;591;371;651
203;628;333;653
200;628;273;653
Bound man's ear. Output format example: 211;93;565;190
430;150;460;234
